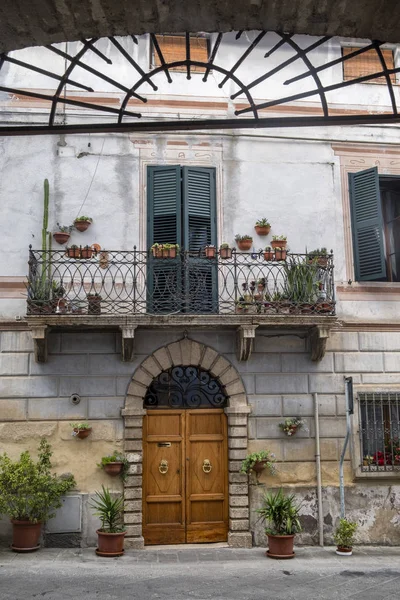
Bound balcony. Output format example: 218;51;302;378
26;246;337;362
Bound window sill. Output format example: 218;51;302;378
337;282;400;301
354;466;400;480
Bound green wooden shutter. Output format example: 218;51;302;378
182;167;218;312
349;167;387;281
147;166;181;313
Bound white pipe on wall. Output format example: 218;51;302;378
314;392;324;547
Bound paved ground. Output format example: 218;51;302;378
1;545;400;599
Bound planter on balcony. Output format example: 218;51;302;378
264;248;274;261
271;239;287;250
235;236;253;251
204;245;216;259
53;231;70;245
81;246;93;259
219;245;233;259
274;248;287;261
66;246;81;259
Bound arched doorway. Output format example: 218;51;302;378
143;366;228;545
121;338;252;549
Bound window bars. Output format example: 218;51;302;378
1;33;400;134
359;392;400;472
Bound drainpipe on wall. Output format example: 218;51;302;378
339;377;354;519
313;392;324;546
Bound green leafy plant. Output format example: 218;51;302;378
56;223;73;233
235;234;253;242
308;247;328;259
279;417;304;436
272;235;287;241
74;216;93;222
0;438;75;523
257;488;302;536
256;218;271;227
90;485;125;533
334;518;357;549
70;422;91;435
220;243;230;249
97;451;130;482
240;450;276;475
282;258;319;304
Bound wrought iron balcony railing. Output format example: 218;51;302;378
26;246;335;317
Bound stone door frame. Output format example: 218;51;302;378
121;338;252;549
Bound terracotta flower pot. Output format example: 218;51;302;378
96;530;126;557
80;247;93;259
316;301;334;314
255;225;271;236
74;428;92;439
266;534;295;559
237;239;253;251
205;246;216;258
263;251;274;261
275;249;287;261
104;462;123;477
271;240;287;250
152;247;163;258
74;220;91;232
66;247;81;259
252;460;268;474
220;247;232;259
11;520;42;552
53;232;70;245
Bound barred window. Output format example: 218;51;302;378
342;47;395;85
151;34;209;73
359;392;400;472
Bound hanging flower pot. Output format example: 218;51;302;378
151;244;163;258
66;246;81;259
81;246;93;259
235;236;253;251
71;423;92;438
271;238;287;249
219;245;232;259
53;231;70;245
103;462;124;477
74;216;93;232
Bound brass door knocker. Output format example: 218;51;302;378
159;459;168;474
202;459;212;473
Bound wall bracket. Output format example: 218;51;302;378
120;325;137;362
236;325;258;361
309;325;330;362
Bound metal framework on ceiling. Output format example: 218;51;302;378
1;31;400;135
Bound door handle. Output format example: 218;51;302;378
159;459;168;474
202;459;212;473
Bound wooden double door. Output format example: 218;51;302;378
143;409;228;545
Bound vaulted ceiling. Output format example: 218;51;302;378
1;0;400;54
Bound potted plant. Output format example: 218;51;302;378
271;235;287;250
264;246;274;261
66;244;81;259
74;216;93;232
279;417;304;436
0;438;75;552
235;234;253;251
334;518;357;556
274;246;287;261
241;450;276;478
71;422;92;439
80;245;94;259
219;243;232;259
90;486;126;557
53;224;72;245
257;278;266;292
98;451;129;481
160;243;179;258
204;245;216;258
257;488;302;559
26;277;54;314
151;243;163;258
235;299;249;314
87;293;102;315
308;247;329;268
255;218;271;236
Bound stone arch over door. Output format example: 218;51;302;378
121;338;252;549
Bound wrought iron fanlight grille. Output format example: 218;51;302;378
1;32;400;135
144;366;228;409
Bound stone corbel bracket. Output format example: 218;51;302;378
309;325;330;362
236;325;258;361
120;325;137;362
30;325;49;363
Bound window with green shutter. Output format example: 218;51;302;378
147;165;217;313
349;167;400;282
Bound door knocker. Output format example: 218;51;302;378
202;459;212;473
159;459;168;474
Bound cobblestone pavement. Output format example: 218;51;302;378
1;545;400;599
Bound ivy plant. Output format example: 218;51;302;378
240;450;276;475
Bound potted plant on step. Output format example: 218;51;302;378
257;488;302;559
0;438;75;552
235;234;253;251
71;422;92;439
334;518;357;556
241;450;276;478
219;243;233;259
74;216;93;232
53;224;72;245
255;218;271;236
90;486;126;557
98;451;129;481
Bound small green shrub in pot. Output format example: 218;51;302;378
98;451;129;481
334;518;358;555
257;488;302;559
90;485;126;557
240;450;276;477
0;438;75;552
